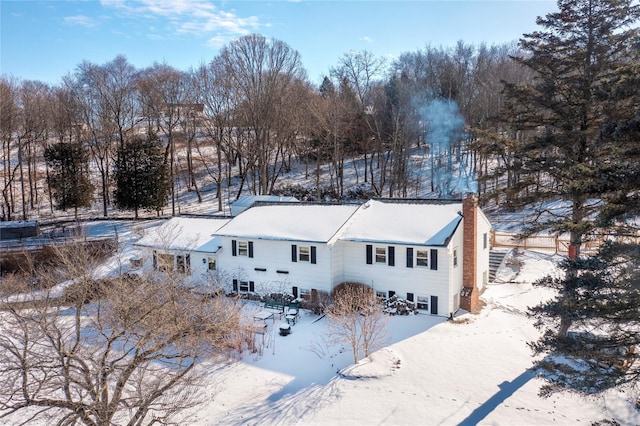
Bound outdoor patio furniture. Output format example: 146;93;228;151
279;323;291;336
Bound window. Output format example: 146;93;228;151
158;254;174;272
234;280;254;293
453;249;458;267
416;296;429;310
208;257;216;271
376;291;387;301
238;241;248;256
292;244;317;263
483;233;488;250
300;288;311;300
232;240;253;257
416;250;428;267
177;255;185;273
299;246;310;262
375;247;386;263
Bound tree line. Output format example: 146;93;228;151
1;34;526;220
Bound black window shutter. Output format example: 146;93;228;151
248;241;254;258
388;246;395;266
389;290;396;298
311;246;317;264
232;279;238;292
249;281;255;292
292;286;298;298
406;248;413;268
431;296;438;315
232;240;237;256
406;292;414;302
430;249;438;270
366;244;373;264
291;244;297;262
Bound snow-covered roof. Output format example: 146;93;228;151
339;199;463;246
135;217;230;252
216;204;360;243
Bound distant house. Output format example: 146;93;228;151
134;195;490;315
230;195;298;216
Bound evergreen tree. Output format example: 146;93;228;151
522;0;640;396
496;0;640;337
44;141;94;218
113;134;170;218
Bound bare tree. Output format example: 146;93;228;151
218;34;308;195
0;244;242;426
325;282;389;364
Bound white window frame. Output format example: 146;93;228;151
453;248;458;267
299;246;310;262
300;288;311;300
239;280;250;293
416;249;429;267
238;241;248;256
416;296;429;311
208;257;216;271
375;246;386;264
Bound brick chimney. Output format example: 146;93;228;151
460;193;479;312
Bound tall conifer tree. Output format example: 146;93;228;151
44;141;94;218
498;0;639;336
509;0;640;396
113;134;170;218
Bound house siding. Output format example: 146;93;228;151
339;238;460;316
476;209;492;291
216;238;334;295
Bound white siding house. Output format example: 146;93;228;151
213;204;360;298
134;195;491;316
134;217;230;292
336;199;469;317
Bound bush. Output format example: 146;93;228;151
383;295;417;315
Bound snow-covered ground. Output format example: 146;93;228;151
181;250;638;425
3;221;638;425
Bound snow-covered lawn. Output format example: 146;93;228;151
183;250;639;425
3;224;638;425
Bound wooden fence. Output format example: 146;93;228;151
491;230;638;254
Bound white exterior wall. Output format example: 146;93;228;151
447;225;465;314
216;237;334;296
475;210;492;291
338;234;463;316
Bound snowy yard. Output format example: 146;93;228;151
177;250;638;426
3;222;639;425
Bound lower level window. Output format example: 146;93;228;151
376;291;387;300
208;257;216;271
416;296;429;310
158;254;174;272
300;288;311;300
239;281;250;292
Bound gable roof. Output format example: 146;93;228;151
338;199;463;246
135;217;230;253
216;204;360;243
